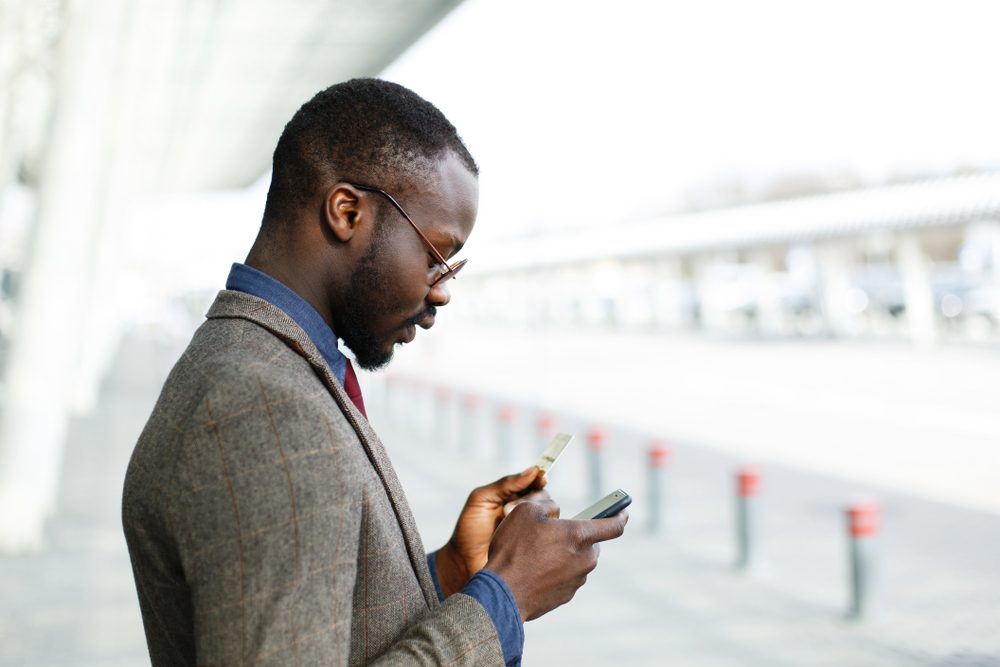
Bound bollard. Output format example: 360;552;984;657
403;378;420;432
495;405;516;465
846;502;879;620
460;394;480;456
647;440;671;534
409;380;432;443
384;375;397;423
536;412;556;454
434;387;452;450
735;466;761;571
587;426;608;500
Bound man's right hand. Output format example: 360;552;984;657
483;498;628;622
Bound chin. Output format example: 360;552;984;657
346;340;395;372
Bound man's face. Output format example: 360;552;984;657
331;153;478;370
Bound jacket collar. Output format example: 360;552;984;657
206;289;439;608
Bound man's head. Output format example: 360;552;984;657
251;78;479;370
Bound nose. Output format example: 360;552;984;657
427;279;451;307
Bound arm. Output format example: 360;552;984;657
172;372;503;666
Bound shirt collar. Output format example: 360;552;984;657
225;262;347;385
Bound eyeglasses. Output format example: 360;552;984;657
349;183;468;286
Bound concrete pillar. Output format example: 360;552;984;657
896;233;937;346
691;255;724;331
650;258;685;330
815;243;856;337
0;0;126;552
747;247;786;336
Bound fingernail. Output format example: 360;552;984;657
521;466;536;475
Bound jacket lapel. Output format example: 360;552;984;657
206;290;439;608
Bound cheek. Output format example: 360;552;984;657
371;265;427;322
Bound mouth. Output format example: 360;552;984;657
416;312;436;330
397;307;436;346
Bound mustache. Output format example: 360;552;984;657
405;305;436;327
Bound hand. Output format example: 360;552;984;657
435;467;547;597
484;499;628;622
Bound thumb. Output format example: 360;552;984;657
498;466;543;497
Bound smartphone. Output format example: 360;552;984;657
572;489;632;520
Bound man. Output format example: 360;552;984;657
123;78;627;666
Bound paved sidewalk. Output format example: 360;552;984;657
1;332;998;666
372;388;1000;667
0;334;172;667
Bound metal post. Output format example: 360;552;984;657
495;405;516;466
536;413;556;453
846;502;879;620
402;378;418;432
587;426;607;500
384;375;397;423
434;387;452;450
647;440;671;534
735;466;761;571
411;379;433;444
461;393;480;456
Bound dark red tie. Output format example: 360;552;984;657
343;359;367;418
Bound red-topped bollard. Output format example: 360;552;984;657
434;387;452;449
587;426;608;499
495;405;517;464
413;379;435;438
735;466;761;570
384;374;398;422
535;413;556;453
460;394;480;456
647;440;672;534
846;502;879;619
404;378;424;433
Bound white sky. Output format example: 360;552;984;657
382;0;1000;243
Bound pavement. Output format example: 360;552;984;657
0;334;170;667
374;385;1000;667
1;329;998;666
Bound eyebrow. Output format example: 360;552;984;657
429;231;463;259
448;235;465;258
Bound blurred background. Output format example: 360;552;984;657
1;0;999;665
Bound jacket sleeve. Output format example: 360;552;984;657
161;369;504;666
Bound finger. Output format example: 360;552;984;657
495;466;544;498
532;473;548;490
469;466;543;505
577;510;629;544
503;490;556;517
515;497;560;520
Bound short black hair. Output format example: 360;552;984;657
262;78;478;227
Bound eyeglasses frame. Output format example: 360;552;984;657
348;182;467;286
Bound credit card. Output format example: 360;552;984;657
535;432;573;474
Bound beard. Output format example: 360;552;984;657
331;226;434;371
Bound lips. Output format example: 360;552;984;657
398;309;435;345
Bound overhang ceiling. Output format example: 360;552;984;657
2;0;466;194
129;0;466;192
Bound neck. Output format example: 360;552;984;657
245;244;337;330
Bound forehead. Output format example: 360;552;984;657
405;153;479;246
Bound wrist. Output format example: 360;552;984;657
435;542;472;597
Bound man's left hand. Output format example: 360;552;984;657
435;467;548;597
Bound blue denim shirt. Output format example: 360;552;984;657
225;262;524;665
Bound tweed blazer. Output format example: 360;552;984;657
122;290;504;666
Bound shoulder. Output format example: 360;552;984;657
126;315;358;505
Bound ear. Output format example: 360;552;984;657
323;184;364;242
